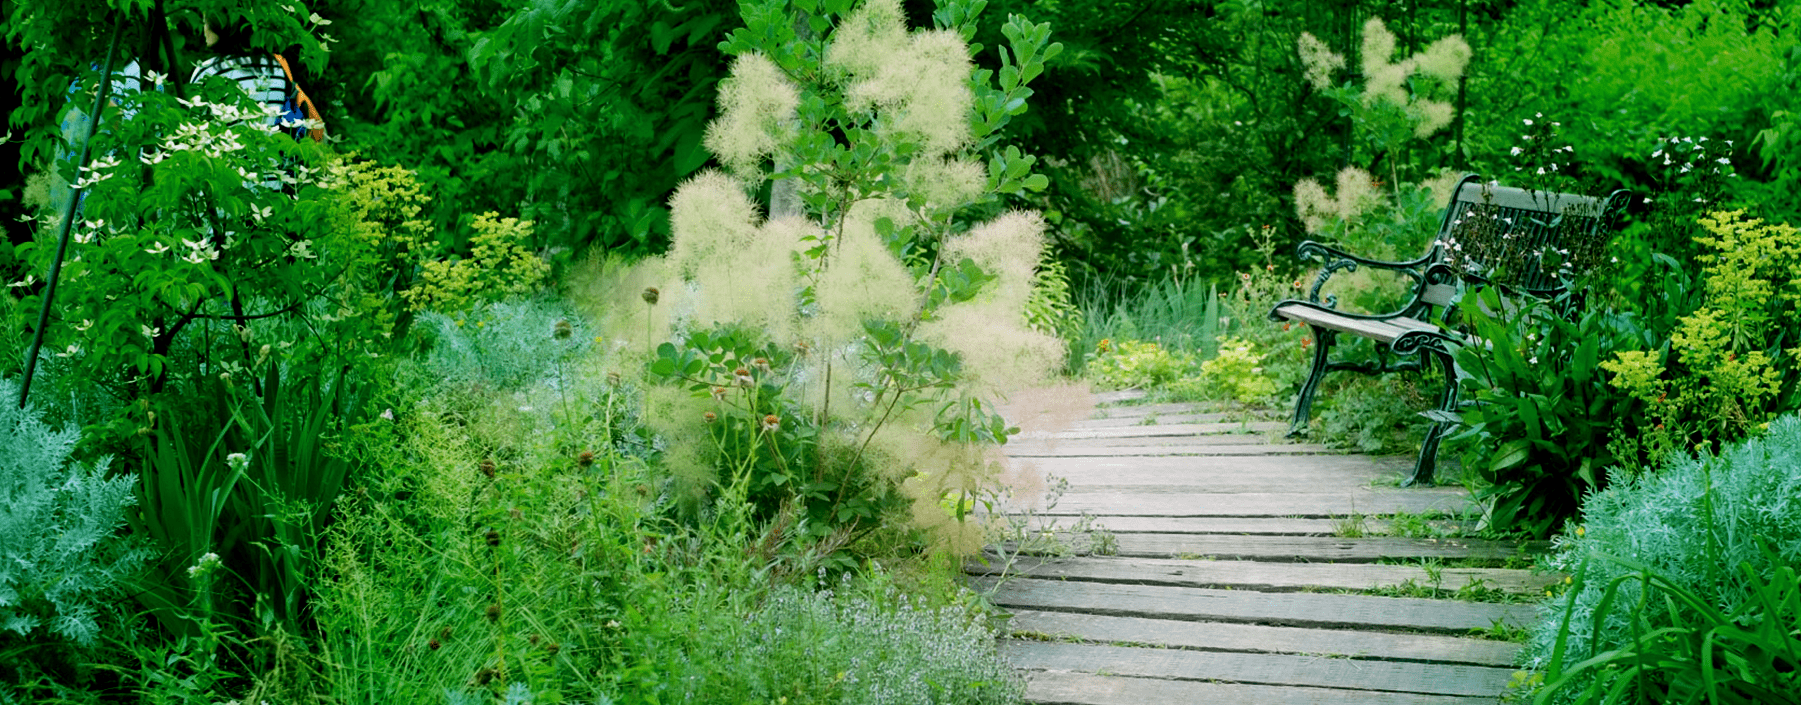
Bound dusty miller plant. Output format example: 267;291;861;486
621;0;1063;553
0;378;150;647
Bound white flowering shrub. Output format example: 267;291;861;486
1292;18;1471;259
603;0;1066;554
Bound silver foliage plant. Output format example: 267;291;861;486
1524;413;1801;687
0;378;151;646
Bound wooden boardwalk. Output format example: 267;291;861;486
973;392;1549;704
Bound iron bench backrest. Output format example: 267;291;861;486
1425;175;1634;305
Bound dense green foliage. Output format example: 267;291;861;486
6;0;1801;701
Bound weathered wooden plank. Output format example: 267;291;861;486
1092;390;1146;404
1107;534;1546;562
1024;669;1502;705
1005;642;1516;698
1029;491;1474;518
1005;610;1521;667
1009;433;1297;448
1007;443;1346;457
1012;457;1413;490
975;578;1541;632
1089;402;1219;419
1026;454;1410;475
1017;515;1475;536
1045;422;1290;439
1073;413;1239;429
971;555;1553;593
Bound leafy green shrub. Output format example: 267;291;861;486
1084;338;1197;391
411;298;594;392
1601;210;1801;471
0;378;148;647
1448;288;1640;537
617;0;1062;555
317;333;1020;705
1025;255;1082;362
1199;337;1277;405
1072;273;1220;377
627;582;1022;704
1522;413;1801;702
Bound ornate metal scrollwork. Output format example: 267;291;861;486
1391;330;1451;357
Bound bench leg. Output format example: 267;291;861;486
1403;350;1459;487
1288;327;1335;438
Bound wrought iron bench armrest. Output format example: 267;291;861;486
1294;240;1440;306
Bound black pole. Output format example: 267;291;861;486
20;15;126;408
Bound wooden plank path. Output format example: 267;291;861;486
975;392;1549;704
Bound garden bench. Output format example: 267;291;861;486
1269;174;1633;486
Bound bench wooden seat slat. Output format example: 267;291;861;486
1270;305;1441;344
1269;174;1632;486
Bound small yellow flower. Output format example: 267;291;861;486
1564;575;1572;584
1576;526;1585;538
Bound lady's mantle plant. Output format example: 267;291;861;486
626;0;1063;553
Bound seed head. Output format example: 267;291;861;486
752;357;771;373
641;287;660;305
704;411;717;423
428;638;441;650
480;460;496;479
760;414;780;432
529;633;540;645
484;603;501;622
485;529;501;547
440;626;452;641
553;319;574;339
734;367;754;387
578;450;596;467
545;642;561;655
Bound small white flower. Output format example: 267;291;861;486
1511;146;1523;156
9;275;36;288
141;325;161;339
1524;118;1534;126
73;319;92;332
309;12;332;25
145;242;170;255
